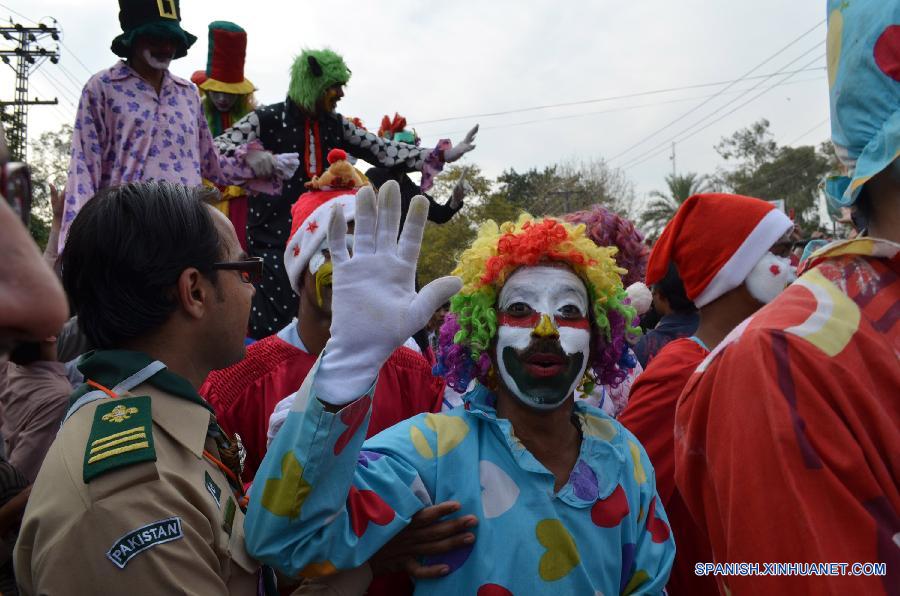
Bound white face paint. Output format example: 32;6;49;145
141;48;173;71
209;91;239;113
495;266;591;410
745;252;796;304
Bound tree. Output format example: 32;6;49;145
714;119;832;234
641;172;709;240
417;164;520;285
27;124;72;250
495;158;637;219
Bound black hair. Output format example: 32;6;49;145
655;263;696;314
60;182;223;349
8;341;41;366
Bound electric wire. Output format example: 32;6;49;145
621;51;826;170
411;67;824;127
785;116;830;146
424;74;825;138
609;19;826;163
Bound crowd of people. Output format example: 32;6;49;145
0;0;897;594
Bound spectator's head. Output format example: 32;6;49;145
0;126;68;357
111;0;196;63
61;182;255;372
646;194;795;311
426;301;451;335
434;215;639;408
651;263;696;318
284;187;360;318
8;337;58;366
825;0;900;241
288;49;351;115
564;205;650;287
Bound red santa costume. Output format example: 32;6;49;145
619;194;793;596
201;174;444;482
671;1;900;592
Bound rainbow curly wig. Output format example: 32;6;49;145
563;205;649;287
434;215;639;394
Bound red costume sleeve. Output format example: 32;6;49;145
619;338;707;504
619;338;718;596
200;337;316;479
370;346;445;436
675;323;899;595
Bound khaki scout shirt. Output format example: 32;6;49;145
14;351;258;595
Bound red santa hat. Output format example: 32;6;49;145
646;193;793;308
283;189;358;295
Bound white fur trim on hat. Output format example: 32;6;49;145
693;208;793;308
284;194;357;295
625;282;652;315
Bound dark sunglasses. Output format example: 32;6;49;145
1;162;32;226
212;257;263;284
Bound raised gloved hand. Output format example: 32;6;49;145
314;181;463;405
443;125;478;163
449;175;472;210
274;152;300;179
246;150;278;178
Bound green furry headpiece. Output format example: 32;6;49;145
288;49;351;113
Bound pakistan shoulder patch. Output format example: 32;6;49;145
106;516;183;568
84;395;156;483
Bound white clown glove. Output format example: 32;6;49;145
443;124;479;163
246;150;277;178
449;175;472;210
274;152;300;179
314;181;463;405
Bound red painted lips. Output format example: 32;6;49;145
525;352;567;378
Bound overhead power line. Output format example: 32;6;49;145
425;74;825;138
785;116;830;146
411;67;824;128
609;18;826;163
622;52;826;170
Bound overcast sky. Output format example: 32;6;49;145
2;0;829;206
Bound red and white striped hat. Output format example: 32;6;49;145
645;193;793;308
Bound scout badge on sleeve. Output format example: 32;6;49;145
106;516;184;569
84;395;157;482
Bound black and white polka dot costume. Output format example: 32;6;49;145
215;98;430;339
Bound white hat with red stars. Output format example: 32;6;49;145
283;189;358;295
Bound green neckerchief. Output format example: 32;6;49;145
70;349;213;413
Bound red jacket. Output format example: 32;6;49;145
201;335;445;481
619;337;717;596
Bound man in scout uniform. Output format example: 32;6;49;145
14;181;264;594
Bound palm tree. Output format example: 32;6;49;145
641;172;709;240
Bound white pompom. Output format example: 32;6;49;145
625;281;652;315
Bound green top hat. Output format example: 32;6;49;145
111;0;197;59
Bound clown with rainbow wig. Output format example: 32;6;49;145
246;182;675;594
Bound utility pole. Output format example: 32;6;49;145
0;19;60;160
669;142;676;177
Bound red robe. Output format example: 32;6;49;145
674;238;900;595
201;335;445;481
619;338;717;596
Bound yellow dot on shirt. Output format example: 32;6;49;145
628;440;647;484
827;9;843;88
